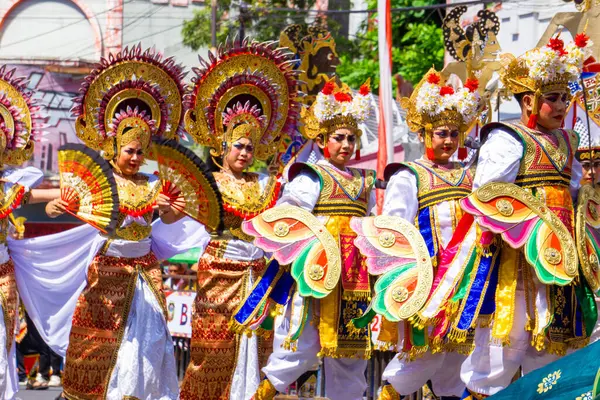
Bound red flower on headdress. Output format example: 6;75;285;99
359;83;370;96
427;73;441;85
548;37;567;56
322;81;335;95
334;92;353;102
439;86;455;96
575;33;590;48
464;78;479;93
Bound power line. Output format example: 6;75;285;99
0;0;134;50
248;0;516;14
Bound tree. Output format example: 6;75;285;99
181;0;317;51
337;0;445;90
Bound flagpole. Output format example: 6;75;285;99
377;0;393;213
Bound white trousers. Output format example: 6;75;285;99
460;290;559;396
383;351;466;397
262;296;367;400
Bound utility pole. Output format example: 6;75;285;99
211;0;217;50
238;0;247;39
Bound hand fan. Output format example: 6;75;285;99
58;143;119;234
152;138;222;232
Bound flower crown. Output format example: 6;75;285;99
312;80;371;126
403;68;481;160
502;33;593;128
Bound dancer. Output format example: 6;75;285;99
178;38;300;400
459;34;597;398
0;66;59;399
10;45;207;400
375;69;482;399
247;80;375;400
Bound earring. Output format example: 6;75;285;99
324;147;330;158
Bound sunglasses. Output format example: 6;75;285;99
232;142;254;153
331;134;357;143
433;130;460;139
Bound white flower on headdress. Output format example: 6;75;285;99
312;81;372;123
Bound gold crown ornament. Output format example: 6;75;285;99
301;79;372;160
500;33;593;129
185;37;301;163
402;68;481;160
72;44;189;160
0;66;46;166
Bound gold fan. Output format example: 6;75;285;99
152;138;222;231
58;143;119;234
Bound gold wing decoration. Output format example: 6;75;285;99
152;138;223;232
462;182;577;286
576;184;600;292
350;216;434;322
58;143;120;234
242;205;341;299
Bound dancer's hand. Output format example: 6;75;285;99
46;198;69;218
154;193;173;213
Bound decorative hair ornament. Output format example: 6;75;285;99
185;37;301;162
72;44;188;160
302;79;372;160
501;33;593;128
402;68;480;160
0;65;46;166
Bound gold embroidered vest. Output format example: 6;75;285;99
401;160;474;210
299;163;375;217
113;174;161;241
213;172;279;241
499;122;577;189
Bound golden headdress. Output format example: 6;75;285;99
185;37;301;162
403;68;481;160
500;33;593;128
301;80;371;159
0;65;45;166
72;44;188;160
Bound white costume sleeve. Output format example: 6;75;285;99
277;171;320;211
382;169;418;222
2;166;44;191
474;128;523;189
151;216;211;260
367;189;377;216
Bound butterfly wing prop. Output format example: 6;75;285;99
242;205;340;299
576;184;600;293
461;182;577;286
58;143;119;234
350;215;433;321
152;138;223;232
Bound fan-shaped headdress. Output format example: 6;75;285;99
500;33;593;129
0;66;45;166
185;38;300;162
300;80;371;159
72;44;188;160
403;68;481;160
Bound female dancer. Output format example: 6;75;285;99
179;38;300;400
0;66;59;398
10;45;207;399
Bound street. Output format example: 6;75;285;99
16;386;61;400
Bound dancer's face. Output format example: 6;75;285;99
524;91;569;131
581;159;600;184
322;128;356;168
224;137;254;174
116;140;144;176
426;124;459;164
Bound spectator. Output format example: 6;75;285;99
163;263;189;291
